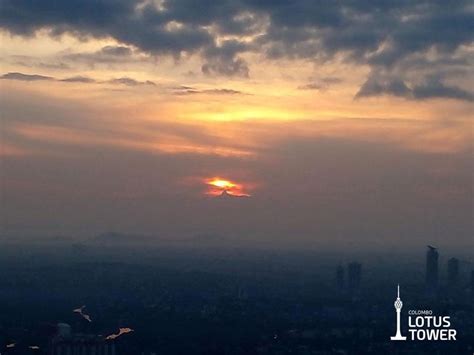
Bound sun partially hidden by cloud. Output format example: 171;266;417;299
205;177;251;197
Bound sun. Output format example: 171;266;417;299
204;177;251;197
207;178;237;189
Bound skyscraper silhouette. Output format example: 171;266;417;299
336;264;344;290
470;270;474;294
347;262;362;292
426;246;439;294
447;257;459;286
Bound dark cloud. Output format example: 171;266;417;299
99;45;133;56
201;40;249;77
205;88;244;95
172;85;245;95
356;73;473;102
0;0;213;56
106;77;156;86
3;55;71;70
1;71;154;87
1;72;54;81
60;76;96;83
0;0;472;89
355;75;412;99
37;62;70;70
412;77;474;102
298;77;342;91
62;45;136;65
215;11;267;36
1;71;247;94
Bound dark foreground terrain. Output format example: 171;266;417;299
0;243;472;354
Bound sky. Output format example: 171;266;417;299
0;0;472;249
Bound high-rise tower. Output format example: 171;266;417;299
347;262;361;292
426;245;439;294
336;264;344;290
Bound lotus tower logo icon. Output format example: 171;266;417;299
390;284;407;340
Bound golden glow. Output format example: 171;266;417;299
205;177;251;197
1;31;472;168
208;178;237;189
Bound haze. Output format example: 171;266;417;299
0;0;472;251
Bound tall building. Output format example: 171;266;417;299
470;270;474;293
426;245;439;294
347;262;362;292
336;264;344;290
447;257;459;285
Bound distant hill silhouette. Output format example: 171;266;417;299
90;232;151;244
218;190;249;198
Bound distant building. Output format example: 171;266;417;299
336;264;344;290
470;270;474;292
347;262;361;292
426;246;439;294
447;257;459;285
237;284;249;301
71;243;87;257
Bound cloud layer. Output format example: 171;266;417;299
1;0;472;98
1;71;155;86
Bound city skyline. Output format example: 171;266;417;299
1;2;473;354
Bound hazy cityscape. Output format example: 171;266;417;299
1;1;473;354
0;239;472;354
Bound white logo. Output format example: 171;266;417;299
390;284;407;340
389;285;457;341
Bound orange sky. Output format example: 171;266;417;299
0;1;472;248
